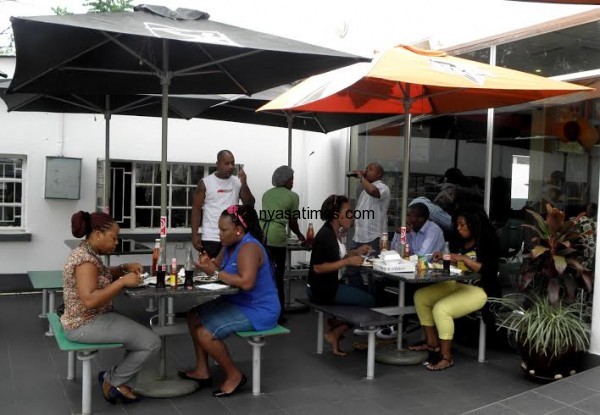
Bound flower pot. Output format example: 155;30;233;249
520;345;583;382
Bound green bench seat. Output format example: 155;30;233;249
235;325;290;395
47;313;123;415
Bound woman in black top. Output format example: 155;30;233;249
410;207;500;371
307;195;374;356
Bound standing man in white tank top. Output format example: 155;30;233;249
191;150;255;257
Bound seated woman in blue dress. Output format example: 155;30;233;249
307;195;374;356
180;205;279;397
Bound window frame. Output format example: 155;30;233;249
0;154;26;231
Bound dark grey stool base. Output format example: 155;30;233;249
375;345;428;365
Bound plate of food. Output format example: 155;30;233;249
194;274;220;283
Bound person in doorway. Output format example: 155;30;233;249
344;162;390;288
307;195;374;356
62;211;161;404
181;205;279;397
260;165;306;324
191;150;255;257
409;207;500;371
391;202;445;256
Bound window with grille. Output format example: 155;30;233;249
0;155;25;229
97;160;211;230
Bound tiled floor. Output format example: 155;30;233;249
1;282;599;415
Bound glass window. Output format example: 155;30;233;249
99;160;209;230
0;155;25;229
496;21;600;76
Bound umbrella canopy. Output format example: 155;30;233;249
194;85;393;166
260;45;593;228
8;5;366;96
7;4;367;242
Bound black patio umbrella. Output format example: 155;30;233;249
195;85;392;166
7;4;367;232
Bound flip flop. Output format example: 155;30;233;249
426;356;454;371
408;341;440;352
177;370;213;387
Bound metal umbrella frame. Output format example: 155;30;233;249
7;4;368;241
0;84;232;212
260;44;593;229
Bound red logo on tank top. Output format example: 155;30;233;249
217;189;233;193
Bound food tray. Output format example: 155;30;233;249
373;260;415;273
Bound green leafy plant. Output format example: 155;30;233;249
491;292;590;359
84;0;134;13
521;203;593;304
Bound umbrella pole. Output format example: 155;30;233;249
400;99;412;230
286;113;293;167
104;95;111;214
160;39;170;257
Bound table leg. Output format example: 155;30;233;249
45;290;56;336
39;288;48;318
145;298;157;312
167;297;175;326
375;280;427;365
134;295;199;398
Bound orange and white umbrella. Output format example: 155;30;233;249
260;45;593;226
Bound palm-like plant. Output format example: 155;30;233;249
521;203;593;304
491;292;590;360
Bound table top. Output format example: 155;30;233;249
371;268;479;284
286;243;311;252
27;270;63;289
124;284;239;299
65;239;153;256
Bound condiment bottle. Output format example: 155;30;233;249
170;258;177;288
403;243;411;260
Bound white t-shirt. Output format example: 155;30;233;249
201;173;242;241
353;180;390;244
337;239;347;280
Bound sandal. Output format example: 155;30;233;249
407;341;440;352
426;355;454;371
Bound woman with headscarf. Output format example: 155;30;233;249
62;211;161;404
259;165;306;324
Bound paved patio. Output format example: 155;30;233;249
1;280;599;415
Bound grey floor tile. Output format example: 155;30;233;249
265;388;329;409
534;380;599;405
566;370;600;392
220;394;280;414
572;393;600;414
462;403;524;415
547;406;594;415
501;391;567;415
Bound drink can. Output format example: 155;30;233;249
400;226;406;245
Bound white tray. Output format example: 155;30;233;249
373;260;415;273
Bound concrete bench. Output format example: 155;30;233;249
296;299;397;379
47;313;123;415
236;325;290;395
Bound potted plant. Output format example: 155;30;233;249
490;203;594;381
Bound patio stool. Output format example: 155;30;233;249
235;325;290;395
47;313;123;415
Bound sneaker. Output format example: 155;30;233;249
353;328;369;336
376;325;397;340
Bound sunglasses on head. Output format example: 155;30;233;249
226;205;247;229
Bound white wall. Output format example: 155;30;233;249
0;88;348;273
